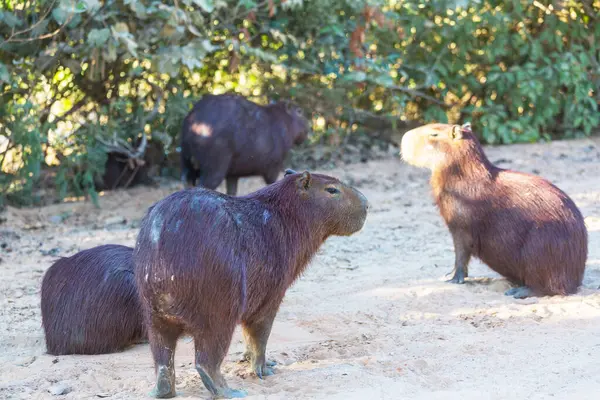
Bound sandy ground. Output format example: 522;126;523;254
1;137;600;400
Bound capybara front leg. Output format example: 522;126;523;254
226;176;239;196
504;286;534;299
447;230;473;284
148;323;181;399
194;328;247;399
241;312;277;379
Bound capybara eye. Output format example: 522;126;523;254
325;187;339;194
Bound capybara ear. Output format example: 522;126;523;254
461;122;472;133
451;125;463;140
297;171;312;190
284;168;297;176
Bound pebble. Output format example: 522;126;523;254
48;382;71;396
104;216;126;226
49;215;63;224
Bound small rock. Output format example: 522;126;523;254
104;216;126;226
40;248;61;256
49;215;63;224
16;356;36;367
48;382;71;396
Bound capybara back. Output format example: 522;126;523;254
41;244;147;355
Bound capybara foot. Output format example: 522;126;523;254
505;286;533;299
150;366;176;398
446;275;465;284
445;270;466;284
197;369;246;399
252;362;275;379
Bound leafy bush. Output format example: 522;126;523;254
0;0;598;206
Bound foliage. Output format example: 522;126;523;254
0;0;599;206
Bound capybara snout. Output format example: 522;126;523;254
285;103;310;145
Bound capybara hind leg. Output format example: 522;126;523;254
241;312;277;379
446;230;473;284
505;286;534;299
194;328;247;398
147;323;182;399
226;176;239;196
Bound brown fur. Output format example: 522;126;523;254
133;169;369;398
401;123;588;298
96;138;166;191
40;245;147;355
180;93;309;196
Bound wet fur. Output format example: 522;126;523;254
41;244;147;355
133;171;368;398
402;123;588;297
180;93;308;195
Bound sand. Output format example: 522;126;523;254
1;137;599;400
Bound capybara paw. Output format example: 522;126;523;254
151;367;176;398
253;363;275;379
216;388;248;399
505;286;533;299
446;275;465;284
149;384;176;399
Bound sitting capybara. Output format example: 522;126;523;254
401;122;588;299
133;169;369;398
180;93;309;195
41;244;147;355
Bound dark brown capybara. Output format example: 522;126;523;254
96;136;167;191
180;93;309;196
41;244;147;355
400;122;588;299
133;168;369;398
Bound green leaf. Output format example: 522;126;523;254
52;7;69;24
343;71;367;82
0;11;23;28
0;63;10;83
87;28;111;47
104;41;118;62
193;0;214;12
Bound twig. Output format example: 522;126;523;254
1;0;58;44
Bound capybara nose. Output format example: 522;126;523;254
354;189;369;211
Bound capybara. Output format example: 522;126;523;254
133;169;368;398
180;93;309;195
41;244;147;355
96;137;166;191
400;122;588;299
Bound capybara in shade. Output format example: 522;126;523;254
41;244;147;355
96;137;166;191
400;122;588;299
180;93;309;195
133;168;369;398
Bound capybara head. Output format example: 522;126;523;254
400;122;475;170
283;168;369;236
280;102;309;145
